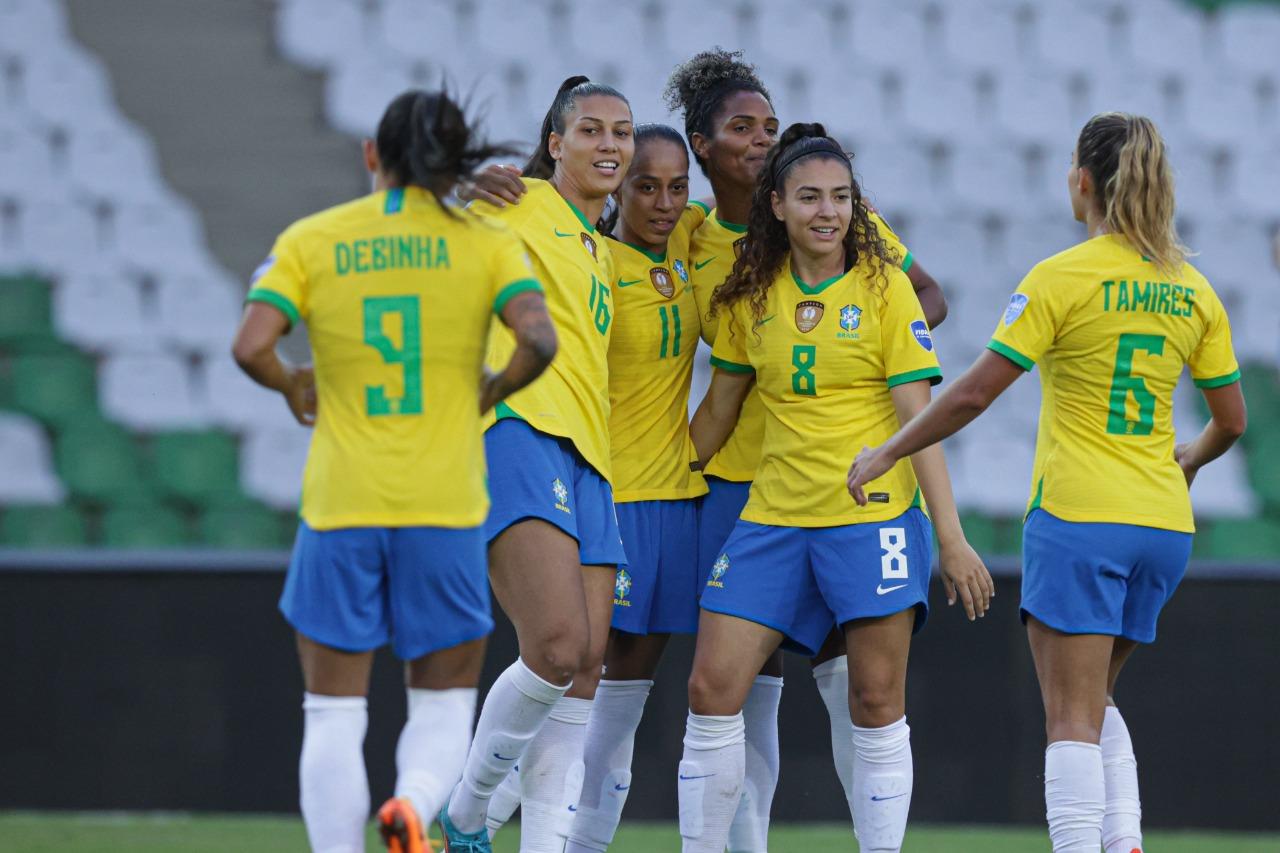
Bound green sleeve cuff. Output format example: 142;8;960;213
1194;369;1241;389
246;289;300;329
987;339;1034;371
493;278;543;316
709;354;754;374
886;366;942;388
900;251;914;273
688;200;711;215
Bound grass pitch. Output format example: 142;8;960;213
1;812;1277;852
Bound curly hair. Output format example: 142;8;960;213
711;122;897;335
663;48;771;177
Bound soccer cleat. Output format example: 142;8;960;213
437;798;493;853
378;796;426;853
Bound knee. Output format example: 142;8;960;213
849;679;904;728
528;623;590;686
687;666;740;716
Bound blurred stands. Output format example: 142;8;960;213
1;0;1279;554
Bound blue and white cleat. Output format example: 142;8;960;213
437;799;493;853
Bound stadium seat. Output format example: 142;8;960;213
16;201;104;278
1028;4;1113;77
239;425;310;510
1217;4;1280;78
958;512;999;557
849;1;929;74
1230;149;1280;220
275;0;367;71
52;273;150;353
150;430;242;506
897;71;986;146
657;2;747;61
565;2;656;64
101;502;190;548
1120;0;1208;79
943;143;1041;219
201;356;299;432
752;4;840;68
109;196;210;277
993;74;1079;149
6;349;98;426
995;216;1086;281
0;504;87;548
0;0;67;56
153;275;242;356
937;2;1022;74
0;411;65;504
98;351;206;431
956;432;1037;516
0;272;53;345
65;118;168;207
55;416;153;504
324;57;423;138
198;505;292;549
1200;517;1280;561
371;0;458;64
16;42;115;129
0;121;61;205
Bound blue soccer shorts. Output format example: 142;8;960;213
483;418;627;568
1020;508;1192;643
697;476;751;587
700;508;933;657
612;498;701;635
280;522;492;661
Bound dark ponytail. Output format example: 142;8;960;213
523;75;630;179
376;88;517;210
599;123;689;236
714;122;895;331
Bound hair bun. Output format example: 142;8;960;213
557;75;591;95
778;122;828;149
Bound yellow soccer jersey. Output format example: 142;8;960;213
475;179;618;481
692;207;914;482
988;233;1239;533
606;205;708;502
711;260;942;526
247;186;540;529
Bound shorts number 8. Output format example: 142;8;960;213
879;527;909;580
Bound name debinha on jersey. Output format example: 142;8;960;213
334;236;451;276
1100;279;1194;317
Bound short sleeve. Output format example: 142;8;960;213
685;201;710;230
986;264;1059;371
488;227;541;317
709;305;753;374
869;210;912;273
1189;289;1241;388
246;228;307;329
879;269;942;387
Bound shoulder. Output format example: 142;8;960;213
280;194;377;244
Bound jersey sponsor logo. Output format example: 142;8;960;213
250;255;275;284
868;492;890;503
613;568;632;606
910;320;934;351
693;257;717;271
1003;292;1029;326
673;258;689;283
707;554;729;588
876;583;908;595
795;300;825;333
581;232;598;260
552;478;571;514
617;278;644;287
650;266;675;298
839;303;863;334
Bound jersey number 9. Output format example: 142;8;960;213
363;295;423;416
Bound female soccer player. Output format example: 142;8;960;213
679;123;991;853
665;48;949;847
439;76;635;853
847;113;1246;853
562;124;708;853
232;89;556;853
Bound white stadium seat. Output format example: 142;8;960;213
240;426;311;510
937;3;1022;74
108;196;209;276
154;275;243;356
994;74;1079;149
374;0;461;65
201;356;302;433
1121;0;1209;79
1217;4;1280;78
275;0;367;71
52;273;150;352
0;121;62;205
99;351;207;431
325;57;422;138
16;201;106;277
16;42;114;128
65;118;167;207
849;1;929;74
0;412;65;505
0;0;67;57
1029;4;1113;77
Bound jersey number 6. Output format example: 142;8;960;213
1107;333;1165;436
363;295;423;416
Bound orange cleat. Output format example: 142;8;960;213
377;796;426;853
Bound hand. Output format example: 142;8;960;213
459;164;525;207
283;364;316;426
1174;441;1197;487
938;537;994;621
847;445;896;505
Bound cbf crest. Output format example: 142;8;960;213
552;478;570;514
581;232;598;261
839;304;862;332
673;259;689;283
707;554;729;588
795;300;825;333
650;266;675;299
614;568;632;606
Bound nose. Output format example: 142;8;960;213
655;188;675;211
817;196;837;218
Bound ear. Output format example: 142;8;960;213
690;132;711;164
1076;163;1093;198
548;131;564;163
771;189;784;221
362;139;379;175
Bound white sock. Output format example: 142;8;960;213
485;764;522;839
299;693;369;853
1101;707;1143;853
395;687;477;825
1045;740;1105;853
447;659;570;834
812;657;855;819
519;695;593;852
727;675;782;853
564;680;653;852
678;711;746;853
851;716;913;852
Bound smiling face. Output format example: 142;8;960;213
770;156;854;260
692;89;778;193
616;137;690;250
549;94;635;199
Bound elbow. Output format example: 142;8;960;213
952;383;992;418
928;294;949;329
529;326;558;370
1218;409;1247;441
230;337;259;373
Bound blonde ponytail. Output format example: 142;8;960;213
1077;112;1189;277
